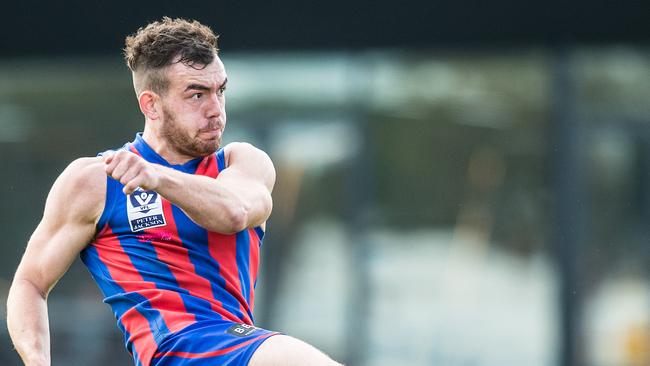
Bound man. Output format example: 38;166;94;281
7;17;342;366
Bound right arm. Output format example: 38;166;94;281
6;157;105;366
104;142;275;234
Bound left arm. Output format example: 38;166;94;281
104;142;275;234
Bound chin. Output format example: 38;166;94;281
198;141;220;156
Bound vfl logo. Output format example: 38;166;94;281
130;191;156;213
126;189;167;232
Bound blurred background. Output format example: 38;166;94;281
1;1;650;365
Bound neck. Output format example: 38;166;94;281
142;124;195;165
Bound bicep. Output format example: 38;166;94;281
222;142;276;193
216;166;272;196
13;158;104;295
218;143;276;225
16;218;96;295
216;166;273;221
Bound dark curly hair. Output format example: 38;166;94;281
124;17;219;94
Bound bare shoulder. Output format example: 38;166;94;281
223;142;276;189
224;142;274;170
49;156;107;224
224;142;271;162
59;157;106;194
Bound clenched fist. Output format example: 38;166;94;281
103;150;161;195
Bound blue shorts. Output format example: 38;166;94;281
149;321;279;366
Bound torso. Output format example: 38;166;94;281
80;134;263;360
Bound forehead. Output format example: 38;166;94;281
166;56;226;88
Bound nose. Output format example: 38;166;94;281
205;93;222;119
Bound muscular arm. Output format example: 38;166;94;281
6;158;105;366
105;142;275;234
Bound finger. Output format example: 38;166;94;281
104;156;116;175
108;161;125;180
102;151;115;164
104;152;124;176
111;156;136;180
118;164;141;186
123;177;142;195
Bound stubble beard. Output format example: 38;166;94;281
161;105;221;158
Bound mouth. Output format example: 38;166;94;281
199;129;222;140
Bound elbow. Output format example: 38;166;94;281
10;277;49;301
208;192;271;234
222;203;250;233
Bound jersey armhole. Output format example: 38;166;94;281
95;147;125;234
216;148;226;171
95;176;118;233
254;226;265;241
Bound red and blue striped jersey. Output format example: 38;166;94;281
80;133;264;363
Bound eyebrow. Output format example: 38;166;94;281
184;78;228;93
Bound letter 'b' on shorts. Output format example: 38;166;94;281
150;320;279;366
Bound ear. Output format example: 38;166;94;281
137;91;161;120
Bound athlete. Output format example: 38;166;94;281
7;17;342;366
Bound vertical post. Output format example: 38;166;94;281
342;125;371;366
342;53;374;366
549;47;583;366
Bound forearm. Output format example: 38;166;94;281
7;279;51;366
154;165;263;233
105;144;274;234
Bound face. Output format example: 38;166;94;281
157;55;227;158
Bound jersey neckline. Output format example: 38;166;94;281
131;132;206;174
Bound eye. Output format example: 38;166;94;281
218;86;227;95
191;93;203;100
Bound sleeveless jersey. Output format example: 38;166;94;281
80;133;264;363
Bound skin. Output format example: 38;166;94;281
6;54;274;365
107;56;275;233
6;158;105;366
6;53;340;366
